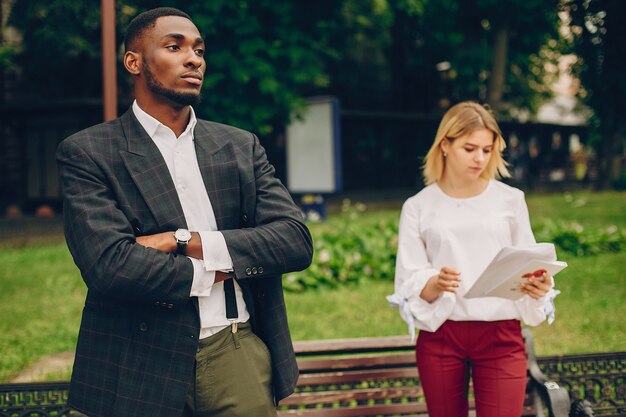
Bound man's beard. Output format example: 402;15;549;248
143;61;201;107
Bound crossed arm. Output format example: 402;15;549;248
135;231;231;283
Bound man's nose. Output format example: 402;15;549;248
185;50;203;68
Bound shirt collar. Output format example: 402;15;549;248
132;100;197;140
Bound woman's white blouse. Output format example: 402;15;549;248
392;180;556;333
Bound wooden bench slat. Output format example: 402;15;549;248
296;367;419;387
293;336;414;356
278;401;429;417
280;386;424;407
297;353;417;372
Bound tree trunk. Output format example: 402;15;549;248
595;130;622;190
487;26;509;112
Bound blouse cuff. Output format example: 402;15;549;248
514;286;559;326
392;268;456;334
407;291;456;333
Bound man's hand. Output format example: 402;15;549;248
215;271;233;283
136;231;204;259
136;232;177;253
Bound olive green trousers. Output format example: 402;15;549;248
182;322;276;417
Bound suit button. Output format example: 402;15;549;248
242;214;248;223
252;267;258;275
245;267;252;276
154;301;160;306
167;304;174;309
258;267;264;274
139;322;149;332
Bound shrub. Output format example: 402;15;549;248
285;203;625;292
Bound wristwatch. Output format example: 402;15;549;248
174;228;192;255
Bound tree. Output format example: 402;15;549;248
328;0;561;116
7;0;564;127
7;0;106;98
562;0;626;189
7;0;338;138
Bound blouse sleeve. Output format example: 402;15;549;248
389;200;455;334
511;192;559;326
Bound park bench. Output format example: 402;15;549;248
1;330;624;417
277;328;571;417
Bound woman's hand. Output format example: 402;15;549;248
420;266;461;303
519;271;551;299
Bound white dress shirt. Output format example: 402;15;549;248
391;180;557;335
132;101;249;338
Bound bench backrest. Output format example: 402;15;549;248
278;335;544;417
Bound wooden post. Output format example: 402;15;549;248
101;0;117;121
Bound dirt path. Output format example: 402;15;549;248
10;351;74;382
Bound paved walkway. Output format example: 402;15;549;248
10;351;75;383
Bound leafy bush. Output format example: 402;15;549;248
283;201;398;292
534;220;625;257
284;202;626;292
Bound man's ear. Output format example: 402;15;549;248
124;51;141;76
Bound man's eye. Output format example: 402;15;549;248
166;45;180;51
195;49;205;56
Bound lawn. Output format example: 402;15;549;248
0;190;624;382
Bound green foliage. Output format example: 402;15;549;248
7;0;337;136
283;201;399;292
6;0;562;128
0;43;16;70
7;0;106;97
561;0;626;188
177;0;337;135
363;0;561;113
285;194;626;292
534;220;625;256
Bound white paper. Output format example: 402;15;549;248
464;243;568;300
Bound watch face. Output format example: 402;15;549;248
175;229;192;242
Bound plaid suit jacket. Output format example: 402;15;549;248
56;108;313;417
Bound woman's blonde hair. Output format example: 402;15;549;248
422;101;510;185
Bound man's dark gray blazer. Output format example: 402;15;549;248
57;108;313;417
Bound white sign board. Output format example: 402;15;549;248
286;97;341;193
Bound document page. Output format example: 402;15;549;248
464;243;567;300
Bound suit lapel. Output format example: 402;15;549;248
193;122;241;230
118;109;187;230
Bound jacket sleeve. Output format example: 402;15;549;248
57;135;194;308
220;134;313;280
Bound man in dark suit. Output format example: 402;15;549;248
57;7;313;417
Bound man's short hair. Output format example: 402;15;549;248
124;7;192;52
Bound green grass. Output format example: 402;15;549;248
0;190;624;382
525;190;626;229
0;244;84;382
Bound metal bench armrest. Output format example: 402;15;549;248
523;328;571;417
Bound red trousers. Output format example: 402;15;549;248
415;320;527;417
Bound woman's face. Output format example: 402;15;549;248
441;128;495;183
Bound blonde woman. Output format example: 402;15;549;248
389;102;558;417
